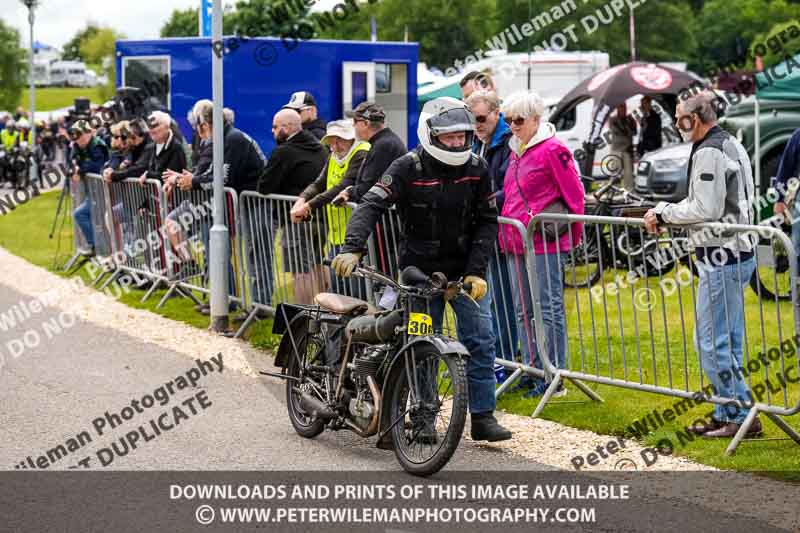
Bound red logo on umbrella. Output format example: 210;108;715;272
630;65;673;91
588;65;626;91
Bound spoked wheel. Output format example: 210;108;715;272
750;238;792;301
389;347;467;476
285;324;327;438
563;233;606;289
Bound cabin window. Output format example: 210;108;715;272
122;56;171;110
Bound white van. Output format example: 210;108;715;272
418;50;609;105
50;61;88;87
32;61;51;87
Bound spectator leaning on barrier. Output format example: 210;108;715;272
138;111;187;186
637;96;663;158
333;97;513;445
103;119;152;183
609;102;637;191
171;101;265;194
499;90;585;399
466;89;520;369
333;102;407;205
772;127;800;268
104;121;130;172
291;119;371;296
260;108;328;304
644;91;759;439
69;120;110;256
283;91;327;141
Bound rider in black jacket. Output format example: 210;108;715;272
333;97;512;444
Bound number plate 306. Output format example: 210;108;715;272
407;313;433;336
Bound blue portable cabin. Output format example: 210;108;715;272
115;37;420;155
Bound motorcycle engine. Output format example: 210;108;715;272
346;345;388;427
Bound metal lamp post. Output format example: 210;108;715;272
209;0;229;332
21;0;39;184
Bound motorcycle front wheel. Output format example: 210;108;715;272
388;346;467;477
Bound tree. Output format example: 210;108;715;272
495;0;696;68
80;28;125;101
161;7;200;38
62;24;100;61
0;20;27;111
751;20;800;71
227;0;312;37
316;0;497;70
692;0;799;72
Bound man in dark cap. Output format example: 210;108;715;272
334;101;407;205
283;91;327;141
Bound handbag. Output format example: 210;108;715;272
513;164;570;242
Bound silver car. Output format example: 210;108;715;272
634;142;692;203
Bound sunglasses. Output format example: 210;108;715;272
474;115;490;124
112;135;127;140
504;116;527;126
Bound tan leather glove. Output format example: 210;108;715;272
464;275;487;301
331;252;362;277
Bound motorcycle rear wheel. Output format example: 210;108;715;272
285;325;327;439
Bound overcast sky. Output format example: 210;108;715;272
2;0;340;49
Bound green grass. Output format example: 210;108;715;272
0;189;280;348
1;190;799;478
20;87;106;112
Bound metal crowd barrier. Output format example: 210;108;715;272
97;176;173;301
237;192;380;337
64;176;90;271
526;212;800;454
156;186;244;310
64;174;114;273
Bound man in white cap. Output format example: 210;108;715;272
283;91;327;141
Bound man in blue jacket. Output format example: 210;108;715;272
466;90;519;379
70;120;109;256
772;128;800;268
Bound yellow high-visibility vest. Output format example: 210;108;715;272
325;141;370;245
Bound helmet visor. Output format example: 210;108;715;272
427;107;476;136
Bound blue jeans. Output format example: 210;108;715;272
74;199;94;248
488;252;520;362
508;252;567;394
695;257;756;424
420;290;497;414
791;203;800;271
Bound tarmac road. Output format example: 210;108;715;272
0;281;792;533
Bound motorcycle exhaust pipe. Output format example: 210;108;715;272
298;391;336;420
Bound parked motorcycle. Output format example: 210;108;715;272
270;262;471;476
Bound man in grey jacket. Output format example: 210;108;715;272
644;91;759;439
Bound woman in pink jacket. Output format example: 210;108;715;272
499;91;585;398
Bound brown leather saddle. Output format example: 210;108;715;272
314;293;378;316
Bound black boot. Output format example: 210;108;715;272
470;412;512;442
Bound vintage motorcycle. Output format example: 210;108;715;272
270;262;471;476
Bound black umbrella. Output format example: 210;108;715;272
551;62;699;120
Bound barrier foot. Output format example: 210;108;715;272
495;367;523;399
233;308;258;339
725;408;761;456
63;252;82;272
156;283;179;309
530;374;563;419
98;267;122;290
175;285;203;306
141;279;163;303
564;376;604;403
764;411;800;447
91;266;111;288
